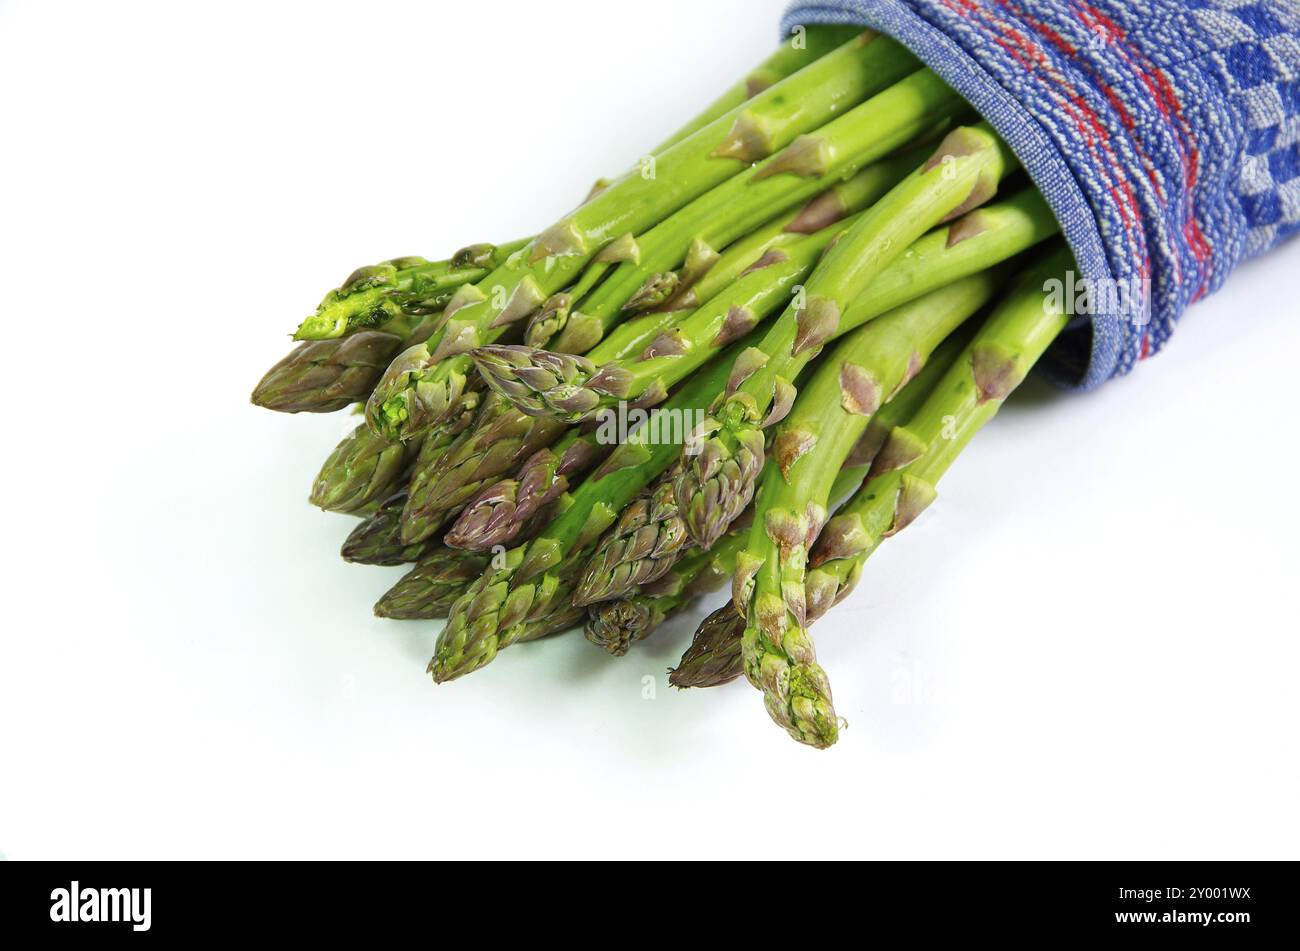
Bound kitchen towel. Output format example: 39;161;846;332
783;1;1300;388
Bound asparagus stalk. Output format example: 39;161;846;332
473;209;867;421
341;491;433;566
669;606;748;689
430;341;747;683
310;383;483;515
442;430;599;551
365;33;919;443
262;31;854;407
674;127;1028;550
293;242;530;342
480;186;1054;429
265;173;734;414
652;145;932;316
543;71;960;346
805;247;1073;624
251;331;407;414
582;448;877;658
576;324;975;607
521;157;865;352
656;331;970;683
374;548;492;620
573;468;692;607
648;25;864;152
398;397;569;545
398;308;690;543
585;532;746;656
733;277;997;749
310;422;421;515
253;307;449;416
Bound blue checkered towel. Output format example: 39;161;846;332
782;1;1300;389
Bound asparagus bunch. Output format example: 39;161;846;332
731;277;998;747
366;35;929;444
674;121;1020;550
585;532;746;657
804;248;1073;622
405;101;973;547
582;453;882;657
250;26;1089;750
250;25;860;417
668;248;1072;706
430;341;748;682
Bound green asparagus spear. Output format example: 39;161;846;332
585;532;746;656
310;383;483;515
473;209;866;421
293;242;531;342
573;326;973;609
374;548;492;620
398;308;690;544
366;33;919;443
341;491;434;566
649;25;864;152
430;340;748;683
398;398;568;545
624;329;972;680
668;606;747;689
310;423;420;515
251;331;407;414
442;430;600;551
521;155;879;352
733;276;997;749
674;127;1029;550
804;247;1073;624
573;469;692;607
269;29;853;393
479;185;1054;430
545;71;960;344
253;307;449;416
656;331;971;683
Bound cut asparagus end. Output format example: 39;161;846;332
584;600;654;656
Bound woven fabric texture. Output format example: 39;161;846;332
782;1;1300;389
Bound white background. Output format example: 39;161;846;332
2;0;1298;860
